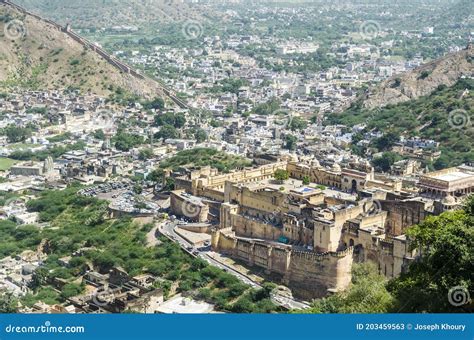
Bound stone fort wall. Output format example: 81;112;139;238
212;229;354;299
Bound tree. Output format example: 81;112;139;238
30;267;49;290
148;169;165;183
143;97;165;110
174;114;186;128
154;125;178;140
303;263;395;313
113;132;144;151
93;129;105;140
289;117;308;131
274;169;289;182
194;128;207;143
3;125;32;143
372;152;402;172
164;177;175;191
138;148;154;160
374;132;399;152
284;134;297;150
154;112;186;128
0;291;18;313
302;176;310;185
387;196;474;313
61;283;84;299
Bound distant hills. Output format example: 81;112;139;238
364;45;474;109
0;2;165;98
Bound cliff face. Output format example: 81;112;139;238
0;2;163;98
364;45;474;109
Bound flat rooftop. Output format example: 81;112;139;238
156;295;215;314
431;171;473;182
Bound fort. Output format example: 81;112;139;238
169;158;474;299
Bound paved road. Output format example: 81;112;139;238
157;220;311;310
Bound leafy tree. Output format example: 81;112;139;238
148;169;165;183
284;134;297;150
154;113;186;128
289;117;308;131
142;97;165;110
274;169;289;182
372;152;402;172
303;263;395;313
253;98;282;116
0;291;18;313
3;125;32;143
138;148;154;160
388;196;474;313
29;267;49;290
374;132;400;152
93;129;106;140
61;283;84;299
194;128;207;143
302;176;310;185
154;125;178;140
113;131;145;151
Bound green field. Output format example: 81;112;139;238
0;158;17;171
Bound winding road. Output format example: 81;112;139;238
157;220;311;310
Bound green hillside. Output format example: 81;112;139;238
329;78;474;168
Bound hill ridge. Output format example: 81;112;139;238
0;0;187;107
364;44;474;109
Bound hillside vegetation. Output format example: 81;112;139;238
0;3;164;97
159;148;253;173
330;78;474;168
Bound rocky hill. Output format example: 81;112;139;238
364;45;474;109
0;1;166;98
